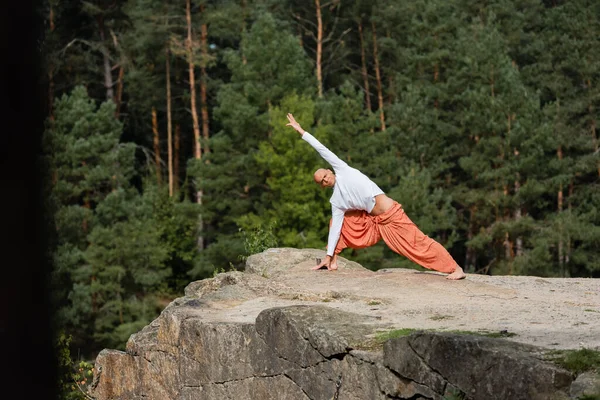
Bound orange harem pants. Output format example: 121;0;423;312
330;201;459;273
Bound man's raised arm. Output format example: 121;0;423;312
286;113;347;171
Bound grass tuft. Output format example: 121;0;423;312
545;348;600;375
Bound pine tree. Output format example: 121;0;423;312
448;15;544;274
45;86;134;351
518;0;600;277
85;185;170;349
44;86;193;355
187;11;316;276
249;94;331;249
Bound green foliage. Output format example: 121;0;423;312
44;0;600;368
45;85;136;207
56;331;76;399
443;388;467;400
445;329;517;338
547;348;600;375
354;328;418;351
189;11;316;275
145;184;201;289
578;395;600;400
46;86;139;354
238;219;278;261
375;327;517;342
55;331;94;400
46;86;200;356
253;94;331;249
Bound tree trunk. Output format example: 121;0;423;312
83;193;90;234
109;29;124;117
152;107;161;184
185;0;204;251
186;0;204;250
91;276;97;314
186;0;201;160
501;113;512;268
386;29;394;105
118;293;123;324
48;6;55;120
490;65;495;97
371;21;386;131
175;124;180;193
49;5;54;31
433;63;439;109
84;190;96;313
514;170;523;257
512;118;523;258
594;116;599;178
504;114;519;275
97;16;114;101
503;181;513;268
114;66;124;118
166;47;173;197
589;82;599;177
48;68;55;120
566;179;573;265
241;0;248;64
358;21;371;111
200;5;210;156
465;206;477;272
315;0;323;98
557;145;564;273
296;15;304;47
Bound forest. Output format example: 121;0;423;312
35;0;599;396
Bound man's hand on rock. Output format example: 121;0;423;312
311;255;338;271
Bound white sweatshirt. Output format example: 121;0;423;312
302;132;384;256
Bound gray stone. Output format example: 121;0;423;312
570;371;600;399
385;331;574;400
91;307;578;400
89;348;179;400
286;356;390;400
383;332;448;395
255;305;384;366
89;248;593;400
350;350;441;399
245;247;364;278
179;375;310;400
179;320;294;385
255;306;327;367
183;271;257;301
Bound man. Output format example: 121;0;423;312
286;113;466;280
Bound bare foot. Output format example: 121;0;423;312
311;264;327;270
446;266;466;280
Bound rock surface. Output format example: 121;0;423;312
89;248;600;399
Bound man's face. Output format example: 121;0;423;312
314;168;335;188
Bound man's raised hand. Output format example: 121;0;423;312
286;113;305;136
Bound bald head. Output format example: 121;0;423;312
313;168;335;188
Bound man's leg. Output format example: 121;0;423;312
378;205;466;279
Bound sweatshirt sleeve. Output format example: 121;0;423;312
302;132;347;172
326;206;345;257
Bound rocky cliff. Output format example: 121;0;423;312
89;248;600;400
